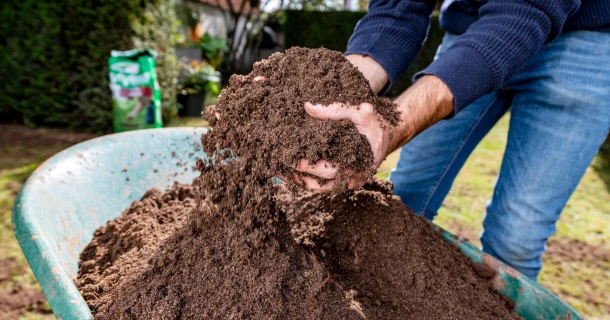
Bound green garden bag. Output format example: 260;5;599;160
109;49;162;132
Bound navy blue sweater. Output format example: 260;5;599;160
346;0;610;115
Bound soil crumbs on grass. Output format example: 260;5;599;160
77;47;520;319
0;258;49;318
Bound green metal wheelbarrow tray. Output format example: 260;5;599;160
13;128;583;320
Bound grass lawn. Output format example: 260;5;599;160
0;113;608;319
0;126;97;319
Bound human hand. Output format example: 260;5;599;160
206;75;395;192
292;74;456;193
290;102;397;192
287;56;392;192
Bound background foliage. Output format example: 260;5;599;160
284;10;443;96
0;0;178;132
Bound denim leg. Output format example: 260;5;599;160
390;91;510;220
481;31;610;280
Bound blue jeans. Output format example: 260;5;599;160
390;31;610;280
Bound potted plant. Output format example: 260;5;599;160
198;33;229;68
176;60;220;117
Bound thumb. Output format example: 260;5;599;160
304;102;360;123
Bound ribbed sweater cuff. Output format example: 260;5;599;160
415;45;495;116
346;33;414;92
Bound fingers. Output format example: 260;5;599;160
304;102;361;123
295;159;338;179
294;174;365;193
347;174;368;190
254;76;265;82
292;159;368;193
292;173;335;192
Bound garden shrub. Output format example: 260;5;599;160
0;0;178;132
284;10;367;51
284;10;443;97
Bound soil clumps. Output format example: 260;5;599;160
77;183;198;309
77;47;520;319
280;181;518;319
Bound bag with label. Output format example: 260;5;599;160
109;49;162;132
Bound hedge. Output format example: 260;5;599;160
284;10;444;97
0;0;178;132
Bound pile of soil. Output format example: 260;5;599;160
77;183;199;306
280;181;517;319
76;47;520;319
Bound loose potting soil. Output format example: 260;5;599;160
76;47;521;319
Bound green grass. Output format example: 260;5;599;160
539;258;610;317
1;153;61;319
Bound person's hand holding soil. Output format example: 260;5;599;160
292;102;399;191
208;75;396;191
298;55;456;192
208;54;455;193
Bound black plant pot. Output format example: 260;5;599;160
177;92;206;117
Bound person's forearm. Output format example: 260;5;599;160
345;0;436;90
341;56;454;159
415;0;579;114
388;75;454;152
346;54;389;94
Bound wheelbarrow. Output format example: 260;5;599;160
13;128;583;320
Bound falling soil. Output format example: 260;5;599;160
77;47;520;319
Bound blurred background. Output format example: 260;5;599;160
0;0;608;319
